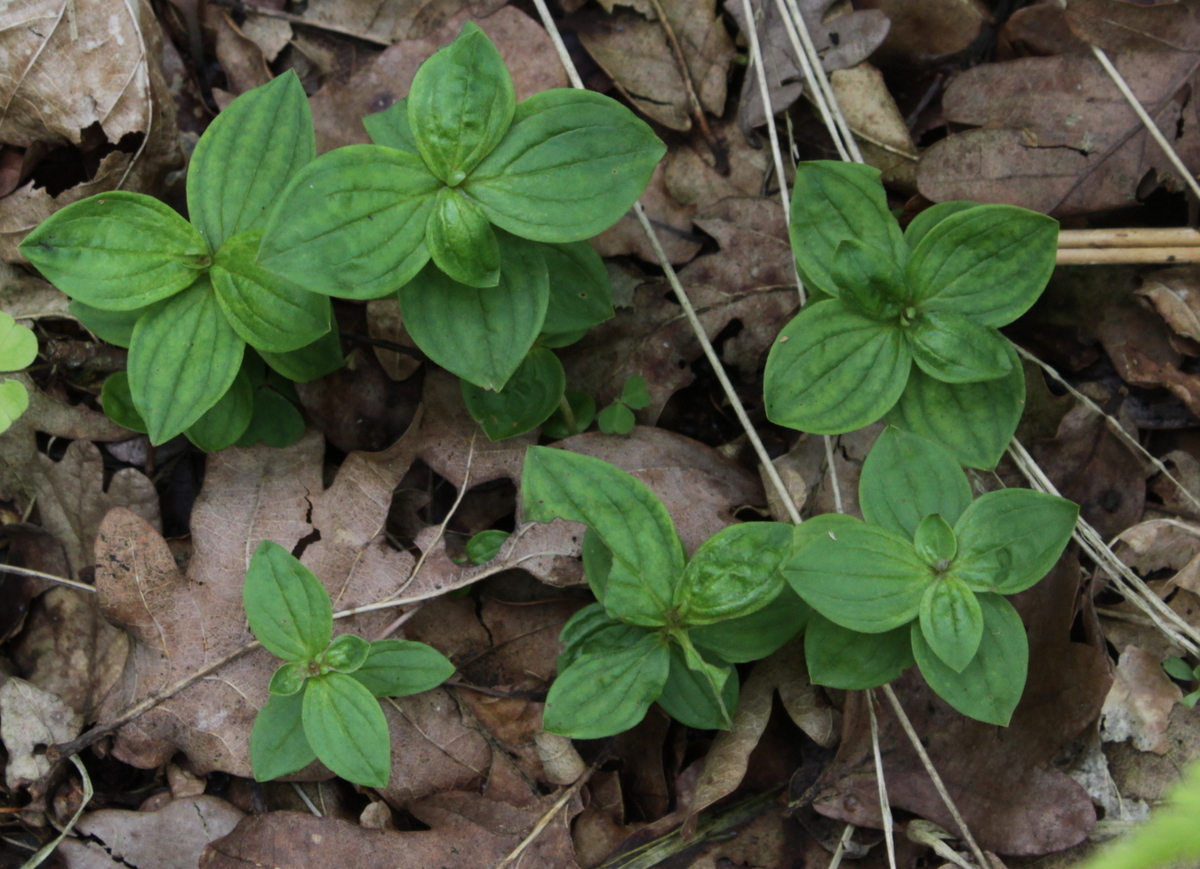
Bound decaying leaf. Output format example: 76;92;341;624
0;677;81;791
1101;645;1183;754
591;160;703;265
300;0;507;45
829;62;918;191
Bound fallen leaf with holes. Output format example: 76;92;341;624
917;50;1200;216
56;795;245;869
0;677;81;791
573;0;734;132
1102;646;1183;754
0;0;184;260
725;0;889;132
813;556;1112;855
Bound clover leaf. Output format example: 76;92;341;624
0;312;38;434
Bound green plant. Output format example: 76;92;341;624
258;22;659;393
762;161;1058;469
521;446;808;737
20;73;334;446
1163;655;1199;707
244;541;455;787
785;426;1077;725
596;374;651;434
0;312;38;433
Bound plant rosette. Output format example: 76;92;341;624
762;161;1058;469
784;426;1078;725
20;73;334;446
0;312;38;433
258;21;657;392
244;541;455;787
521;446;809;738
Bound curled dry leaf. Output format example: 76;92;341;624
1101;645;1183;755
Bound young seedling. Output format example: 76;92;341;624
0;312;38;433
1163;656;1200;708
597;375;651;435
244;541;455;787
785;426;1078;725
521;446;808;737
20;73;333;446
258;22;656;392
763;161;1058;469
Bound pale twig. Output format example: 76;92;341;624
773;0;850;161
867;690;897;869
1058;228;1200;248
372;601;426;642
824;434;844;514
739;0;791;216
492;757;601;869
1057;247;1200;265
290;783;322;817
0;563;95;594
20;756;92;869
530;0;584;88
826;823;856;869
646;0;724;169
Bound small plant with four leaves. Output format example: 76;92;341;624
244;541;455;787
0;312;38;433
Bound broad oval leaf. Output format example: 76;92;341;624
20;191;209;310
400;232;548;390
260;326;345;383
541;240;614;335
950;489;1078;594
903;201;977;250
465;89;665;242
258;145;441;299
906;312;1012;383
690;585;809;663
460;346;564;440
426;187;501;287
250;692;316;781
918;575;983;672
784;515;932;633
657;642;738;730
805;613;914;690
789;161;907;297
913;514;957;565
522;446;684;626
885;341;1024;470
831;238;908;319
238;387;306;449
543;632;670;739
351;639;455;698
127;278;246;443
188;71;315;251
0;379;30;435
0;313;37;371
99;372;147;433
184;366;254;452
675;521;792;624
859;426;972;539
70;300;144;348
268;662;307;696
466;529;510;564
363;97;419;153
557;603;649;671
303;672;391;787
211;229;331;353
911;592;1027;726
764;299;911;434
581;527;612;603
244;540;333;661
408;21;515;185
321;633;371;673
906;205;1058;326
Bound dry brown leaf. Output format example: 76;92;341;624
1101;646;1183;754
0;677;81;791
214;12;273;96
663;118;770;211
1107;702;1200;805
0;524;68;643
591;160;703;265
917;51;1200;216
0;261;70;320
1137;266;1200;347
1064;0;1200;53
856;0;986;65
366;297;422;381
999;0;1090;58
829;63;918;191
56;795;245;869
300;0;506;45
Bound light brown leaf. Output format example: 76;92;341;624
300;0;506;44
1064;0;1200;53
591;160;702;265
1101;646;1183;754
0;677;81;791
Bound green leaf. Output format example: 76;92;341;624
408;21;515;186
906;205;1058;326
244;540;333;661
70;300;144;348
763;299;911;434
541;390;596;439
543;632;670;738
784;514;932;633
522;446;684;626
466;529;510;565
619;374;651;409
906;313;1012;384
556;603;645;670
885;341;1024;470
691;585;809;663
918;575;983;672
250;691;316;781
581;526;612;602
675;522;792;624
302;672;391;787
259;326;344;383
363;98;419;153
465;89;665;242
351;639;455;697
425;187;501;287
188;71;315;251
1162;656;1196;682
788;161;907;297
903;201;978;251
805;613;914;690
460;346;564;440
596;402;635;434
99;372;147;433
913;514;956;565
859;426;972;539
0;379;29;435
184;367;254;452
320;634;371;673
950;489;1078;594
269;662;307;696
541;241;614;335
912;592;1027;725
20;191;210;310
211;230;331;353
399;233;548;390
0;313;37;371
237;387;306;448
830;238;908;319
127;278;246;444
258;145;441;299
657;641;738;730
